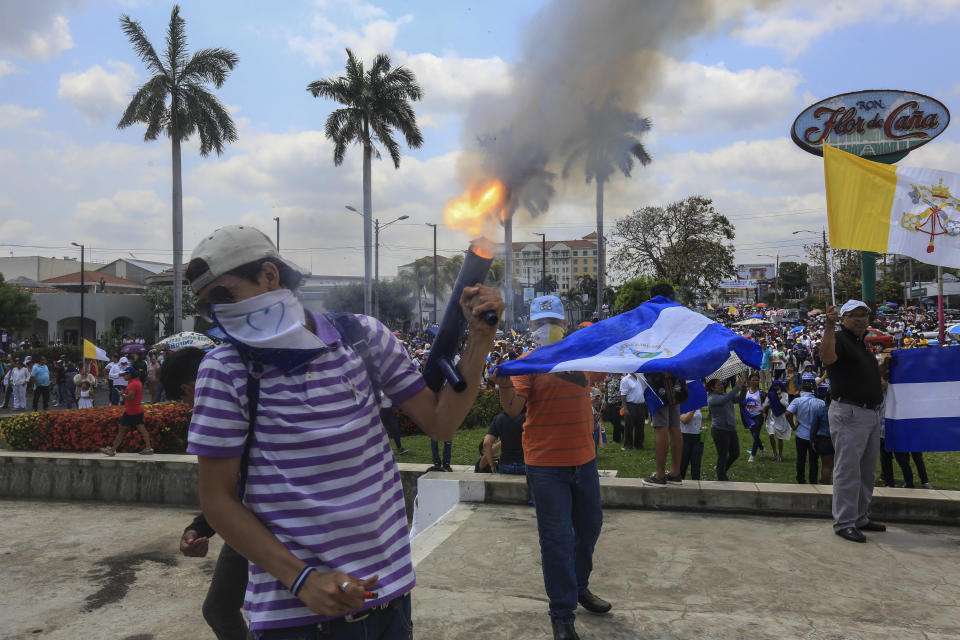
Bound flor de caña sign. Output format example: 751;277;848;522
791;89;949;163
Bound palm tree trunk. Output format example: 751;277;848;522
504;214;513;329
172;135;183;333
596;179;604;319
362;141;373;316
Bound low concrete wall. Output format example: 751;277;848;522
2;453;958;526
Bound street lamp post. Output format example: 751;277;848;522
363;213;408;319
534;233;546;294
425;223;438;324
71;242;84;344
345;205;372;315
793;228;835;304
273;216;280;251
758;252;798;308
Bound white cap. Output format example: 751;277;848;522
530;295;564;321
119;356;129;364
187;225;303;293
840;299;870;316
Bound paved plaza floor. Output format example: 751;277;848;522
1;499;958;639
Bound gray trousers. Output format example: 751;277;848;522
829;402;882;532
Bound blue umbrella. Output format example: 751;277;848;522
749;314;763;319
886;302;899;307
790;326;804;334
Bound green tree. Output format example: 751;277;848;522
563;99;652;316
610;196;735;299
309;49;423;316
0;275;38;333
778;261;808;299
322;281;413;326
322;284;364;315
118;5;238;334
397;258;435;325
143;284;197;333
614;277;671;313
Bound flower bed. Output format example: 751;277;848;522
0;403;192;454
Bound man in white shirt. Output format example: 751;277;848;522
619;373;647;450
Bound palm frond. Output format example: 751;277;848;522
631;141;652;166
118;14;167;76
117;75;170;133
181;47;239;88
165;5;189;77
181;84;238;155
370;119;401;168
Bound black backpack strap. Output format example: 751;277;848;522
325;312;382;403
237;356;263;502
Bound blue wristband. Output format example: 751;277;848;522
291;566;315;597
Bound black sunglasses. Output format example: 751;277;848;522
197;285;237;321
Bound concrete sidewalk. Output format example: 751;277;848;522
2;498;958;640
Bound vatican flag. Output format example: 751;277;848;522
824;144;960;268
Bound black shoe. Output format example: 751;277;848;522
665;474;683;485
641;474;667;488
578;589;612;614
859;521;886;532
835;527;866;543
441;463;453;472
427;464;443;472
552;620;580;640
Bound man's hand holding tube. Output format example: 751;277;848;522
459;284;504;338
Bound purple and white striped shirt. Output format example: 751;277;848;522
187;312;425;632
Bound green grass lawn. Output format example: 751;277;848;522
393;418;960;490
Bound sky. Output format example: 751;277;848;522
3;0;960;280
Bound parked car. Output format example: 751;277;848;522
864;327;894;349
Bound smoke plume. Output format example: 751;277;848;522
459;0;773;217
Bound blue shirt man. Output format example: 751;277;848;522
786;389;825;484
31;362;50;387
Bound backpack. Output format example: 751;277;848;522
645;372;689;406
237;312;382;500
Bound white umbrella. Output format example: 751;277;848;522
154;331;216;352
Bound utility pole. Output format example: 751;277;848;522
534;233;546;294
425;223;438;324
71;242;84;343
273;216;280;251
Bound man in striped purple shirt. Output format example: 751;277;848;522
185;225;503;639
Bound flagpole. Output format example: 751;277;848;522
829;248;836;306
938;265;945;345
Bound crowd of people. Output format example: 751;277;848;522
0;350;166;412
0;222;950;639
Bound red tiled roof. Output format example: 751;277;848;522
41;271;142;287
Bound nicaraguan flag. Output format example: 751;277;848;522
639;377;708;416
496;296;762;380
885;347;960;452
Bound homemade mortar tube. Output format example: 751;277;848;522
422;244;499;392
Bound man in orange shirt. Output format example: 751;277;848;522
496;296;608;640
101;366;153;456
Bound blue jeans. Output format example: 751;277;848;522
256;593;412;640
499;461;526;475
525;458;603;624
430;440;451;465
109;384;120;405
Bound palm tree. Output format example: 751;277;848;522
117;5;238;333
308;49;423;316
563;98;652;319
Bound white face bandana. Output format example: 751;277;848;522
212;289;326;353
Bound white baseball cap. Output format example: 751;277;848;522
118;356;129;364
530;295;564;321
187;225;303;293
839;299;870;316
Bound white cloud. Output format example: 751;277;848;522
0;105;44;128
0;3;75;60
647;57;803;133
736;1;960;59
57;61;138;124
288;12;412;67
0;60;16;80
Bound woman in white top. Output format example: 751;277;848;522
678;407;706;480
743;373;765;462
10;361;30;410
762;379;791;461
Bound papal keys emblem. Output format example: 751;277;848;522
900;178;960;252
